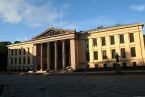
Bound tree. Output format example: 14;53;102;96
0;41;12;71
14;41;21;44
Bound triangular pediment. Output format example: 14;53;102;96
32;27;75;40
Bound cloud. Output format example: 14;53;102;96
0;0;60;27
130;4;145;11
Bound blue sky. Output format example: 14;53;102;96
0;0;145;42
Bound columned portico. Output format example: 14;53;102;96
34;39;72;71
29;27;76;72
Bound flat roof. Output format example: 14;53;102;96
86;23;144;33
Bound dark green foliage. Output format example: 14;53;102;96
0;41;12;71
13;41;21;44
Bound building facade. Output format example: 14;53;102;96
7;23;145;71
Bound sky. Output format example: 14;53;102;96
0;0;145;42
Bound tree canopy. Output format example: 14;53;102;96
14;41;21;44
0;41;12;71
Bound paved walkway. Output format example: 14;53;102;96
1;70;145;75
0;71;145;97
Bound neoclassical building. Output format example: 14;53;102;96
7;23;145;71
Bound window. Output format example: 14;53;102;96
15;57;17;65
110;36;115;45
104;64;107;69
11;58;13;65
94;51;98;60
131;47;136;57
129;33;134;42
120;34;124;43
85;52;90;61
19;57;21;64
23;57;25;64
23;49;26;55
85;39;89;49
28;48;30;54
28;56;30;64
19;49;21;55
102;50;107;59
133;62;136;67
111;49;116;59
95;64;98;68
93;38;97;47
15;49;17;56
121;48;126;58
102;37;106;46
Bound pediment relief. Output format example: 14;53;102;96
32;27;75;40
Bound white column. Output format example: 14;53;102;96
54;41;58;70
40;44;43;71
70;39;77;70
89;38;94;68
62;40;66;70
33;45;37;72
98;37;102;62
47;43;50;70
